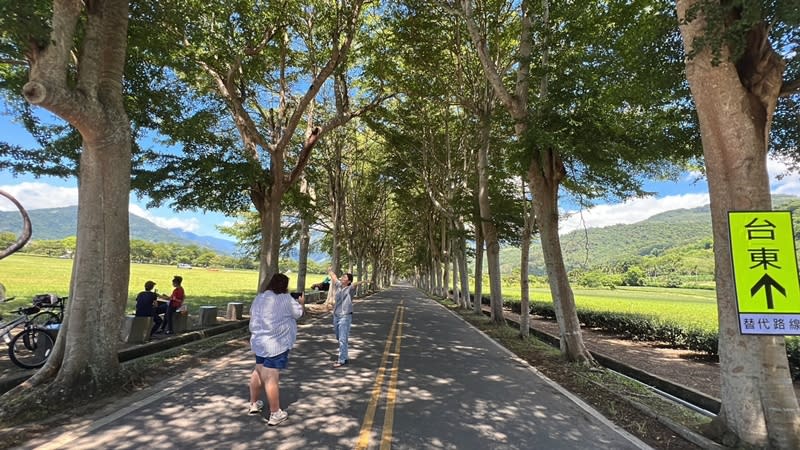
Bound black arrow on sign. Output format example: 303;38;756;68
750;274;786;309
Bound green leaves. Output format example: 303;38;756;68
0;0;51;60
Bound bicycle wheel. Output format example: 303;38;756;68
31;311;60;327
9;328;55;369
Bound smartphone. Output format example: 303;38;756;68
290;292;302;299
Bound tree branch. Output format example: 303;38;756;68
275;0;366;154
23;0;89;125
780;77;800;97
0;58;27;65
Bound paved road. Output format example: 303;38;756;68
18;285;650;450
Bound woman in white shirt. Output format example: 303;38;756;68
247;273;304;426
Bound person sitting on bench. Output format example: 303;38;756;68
134;280;162;336
156;275;185;335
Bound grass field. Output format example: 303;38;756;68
0;254;328;315
2;254;720;332
493;284;720;332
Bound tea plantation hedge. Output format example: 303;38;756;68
486;297;800;379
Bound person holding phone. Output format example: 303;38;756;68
247;273;304;426
328;267;364;368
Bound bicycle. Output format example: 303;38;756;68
30;293;66;327
0;305;56;369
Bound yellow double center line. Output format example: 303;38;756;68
355;301;405;450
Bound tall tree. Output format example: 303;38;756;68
677;0;800;447
445;0;698;362
0;0;132;418
132;0;385;292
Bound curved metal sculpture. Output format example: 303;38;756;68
0;190;32;302
0;189;32;260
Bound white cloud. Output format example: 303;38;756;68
560;193;711;234
0;182;78;211
768;157;800;196
129;204;200;233
0;182;200;233
560;155;800;234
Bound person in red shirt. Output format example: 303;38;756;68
157;275;185;335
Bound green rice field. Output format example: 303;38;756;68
497;285;719;333
0;254;327;315
3;254;720;332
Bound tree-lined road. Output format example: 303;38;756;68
18;285;649;449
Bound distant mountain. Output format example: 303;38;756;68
0;206;238;255
501;194;800;275
169;229;238;255
286;246;330;264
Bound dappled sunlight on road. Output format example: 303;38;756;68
17;286;648;450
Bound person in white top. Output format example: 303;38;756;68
247;273;304;426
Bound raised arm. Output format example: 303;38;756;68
327;267;339;285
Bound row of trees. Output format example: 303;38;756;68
0;232;332;272
381;1;799;447
0;0;797;447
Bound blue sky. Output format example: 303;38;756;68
2;113;800;240
0;114;234;239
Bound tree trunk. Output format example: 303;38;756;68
451;237;459;305
457;231;470;309
519;182;534;338
59;133;132;382
0;0;131;417
297;216;311;292
473;211;485;315
477;111;504;324
529;154;594;363
442;222;450;299
257;191;282;292
677;2;799;447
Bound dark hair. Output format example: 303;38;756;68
265;273;289;294
144;280;156;291
172;276;183;285
345;273;354;284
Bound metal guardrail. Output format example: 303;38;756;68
481;307;722;415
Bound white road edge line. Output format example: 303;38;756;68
429;296;654;450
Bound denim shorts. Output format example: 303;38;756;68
255;350;290;369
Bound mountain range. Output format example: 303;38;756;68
4;196;800;269
501;194;800;275
0;206;238;255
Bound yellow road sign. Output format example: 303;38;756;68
729;211;800;335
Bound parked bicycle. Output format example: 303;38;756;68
0;305;57;369
31;293;66;327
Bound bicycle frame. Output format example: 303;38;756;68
0;314;29;344
0;306;42;344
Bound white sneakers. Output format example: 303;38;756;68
267;409;288;426
248;401;288;426
248;400;263;415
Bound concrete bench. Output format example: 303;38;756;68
172;311;189;334
226;302;244;320
199;306;218;327
120;315;152;344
